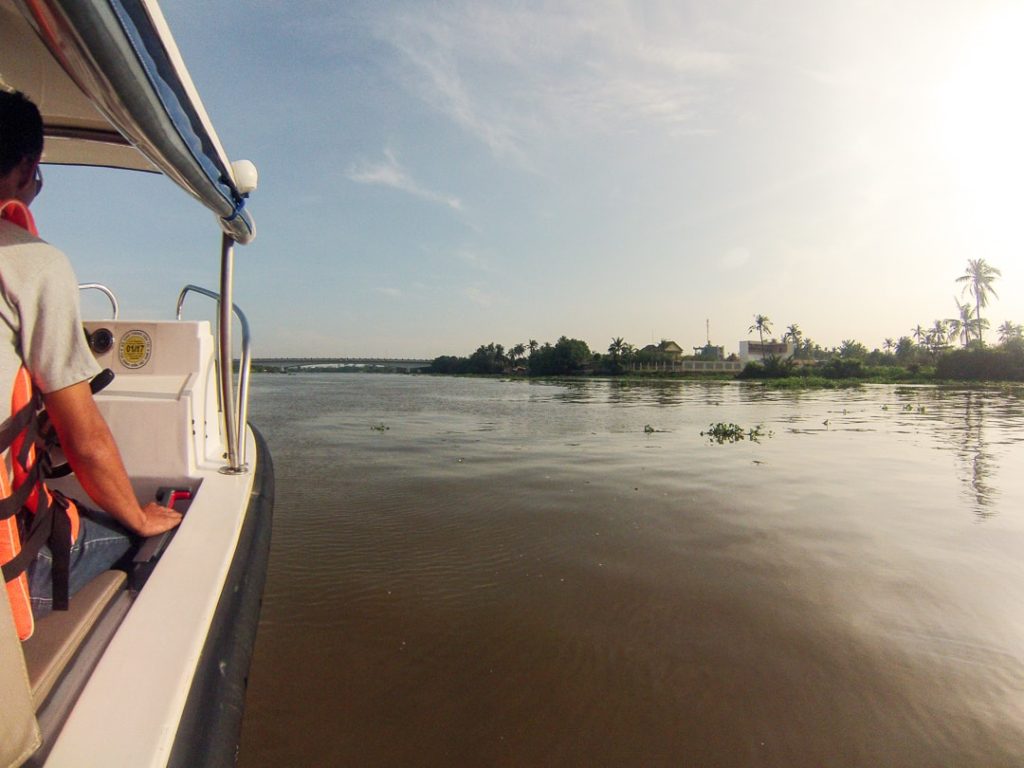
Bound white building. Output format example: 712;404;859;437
738;340;794;363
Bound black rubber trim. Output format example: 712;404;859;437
167;425;274;767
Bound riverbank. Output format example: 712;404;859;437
416;370;1024;390
260;369;1024;391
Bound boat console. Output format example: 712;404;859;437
60;320;222;491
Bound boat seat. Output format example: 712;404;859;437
22;570;126;708
0;583;39;768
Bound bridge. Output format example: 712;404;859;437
252;356;433;372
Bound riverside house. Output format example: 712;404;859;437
640;340;684;361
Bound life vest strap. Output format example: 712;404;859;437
45;491;72;611
0;377;74;611
0;488;72;609
0;473;36;521
1;505;50;581
0;397;48;522
0;394;38;454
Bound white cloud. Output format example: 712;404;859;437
375;1;734;162
347;148;462;210
376;286;403;298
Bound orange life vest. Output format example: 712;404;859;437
0;199;81;640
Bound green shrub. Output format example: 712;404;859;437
818;357;865;379
737;356;793;379
935;348;1024;381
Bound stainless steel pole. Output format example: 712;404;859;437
218;233;243;472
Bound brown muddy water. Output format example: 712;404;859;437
238;374;1024;767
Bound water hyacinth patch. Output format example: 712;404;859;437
701;422;772;444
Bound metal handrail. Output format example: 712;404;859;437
176;281;251;471
78;283;119;319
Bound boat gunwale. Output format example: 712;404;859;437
167;424;274;767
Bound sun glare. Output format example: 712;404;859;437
938;6;1024;255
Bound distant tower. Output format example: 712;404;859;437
694;319;724;361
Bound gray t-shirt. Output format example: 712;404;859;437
0;219;100;405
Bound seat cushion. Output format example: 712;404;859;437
22;570;126;708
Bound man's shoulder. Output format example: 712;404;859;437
0;220;69;269
0;217;44;245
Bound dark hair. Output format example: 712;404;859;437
0;90;44;176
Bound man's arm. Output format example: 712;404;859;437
42;380;182;537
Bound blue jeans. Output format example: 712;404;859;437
27;505;134;618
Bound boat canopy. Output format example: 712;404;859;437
0;0;256;243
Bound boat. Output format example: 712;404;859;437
0;1;274;765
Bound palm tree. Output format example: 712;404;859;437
895;336;914;360
840;339;866;359
948;299;976;348
942;301;966;348
997;321;1023;345
527;339;539;356
946;317;963;348
608;337;626;364
510;343;526;366
783;323;803;358
883;338;895;355
802;336;818;360
911;324;927;345
957;258;1001;344
927;319;949;354
748;314;772;359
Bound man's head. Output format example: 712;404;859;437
0;89;44;205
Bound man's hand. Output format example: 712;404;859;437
136;502;183;537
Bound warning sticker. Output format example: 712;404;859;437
118;330;152;369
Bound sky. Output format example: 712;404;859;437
33;0;1024;358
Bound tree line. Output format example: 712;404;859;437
742;259;1023;381
429;337;597;376
428;259;1023;381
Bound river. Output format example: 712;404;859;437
237;374;1024;767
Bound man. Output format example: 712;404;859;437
0;89;180;627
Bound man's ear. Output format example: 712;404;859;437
13;155;38;204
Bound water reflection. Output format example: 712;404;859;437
932;389;1019;518
951;391;995;517
890;386;1024;518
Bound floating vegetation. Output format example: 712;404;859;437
370;423;390;432
701;422;773;444
643;424;668;433
758;377;864;390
